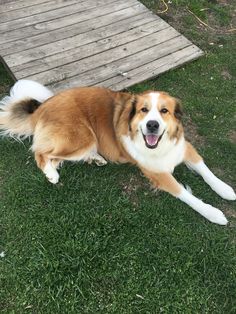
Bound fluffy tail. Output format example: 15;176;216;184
0;80;53;139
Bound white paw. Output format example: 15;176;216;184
86;154;107;166
44;161;59;184
94;158;107;166
211;180;236;201
203;204;228;225
220;185;236;200
46;173;59;184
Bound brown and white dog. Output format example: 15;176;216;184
0;80;235;225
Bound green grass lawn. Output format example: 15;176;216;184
0;1;236;313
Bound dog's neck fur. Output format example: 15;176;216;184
121;132;186;173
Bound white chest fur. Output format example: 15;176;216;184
122;134;186;173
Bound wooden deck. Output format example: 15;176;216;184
0;0;203;92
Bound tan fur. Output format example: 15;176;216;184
184;141;202;163
30;87;134;172
141;168;182;196
0;99;34;138
157;93;183;141
0;86;186;185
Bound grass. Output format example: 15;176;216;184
0;0;236;312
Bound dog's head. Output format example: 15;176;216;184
123;91;183;149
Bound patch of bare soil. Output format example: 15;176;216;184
0;85;8;94
183;115;206;147
226;208;236;218
221;69;233;80
228;130;236;144
220;203;236;228
161;7;190;33
212;166;235;194
120;174;151;208
206;8;236;34
157;1;235;44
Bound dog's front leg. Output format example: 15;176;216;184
141;169;228;225
184;142;236;201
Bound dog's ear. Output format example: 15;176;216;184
174;98;183;120
113;92;137;133
128;96;137;124
114;91;132;106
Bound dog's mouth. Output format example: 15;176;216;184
142;131;165;149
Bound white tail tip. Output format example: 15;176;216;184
0;80;54;106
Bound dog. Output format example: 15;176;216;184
0;80;235;225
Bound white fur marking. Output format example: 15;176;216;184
178;186;228;225
44;161;59;184
186;160;236;200
9;79;53;103
122;134;185;173
86;152;107;166
0;80;54;140
139;92;166;138
150;92;159;107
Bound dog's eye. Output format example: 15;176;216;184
141;107;148;113
160;108;168;114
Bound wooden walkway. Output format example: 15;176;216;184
0;0;203;92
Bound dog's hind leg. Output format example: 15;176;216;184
35;145;100;184
141;169;228;225
33;125;98;183
35;153;60;184
184;141;236;201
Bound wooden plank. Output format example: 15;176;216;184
0;0;140;45
24;27;183;84
50;36;194;91
12;15;165;76
0;2;146;55
0;0;124;33
0;0;81;23
104;46;204;90
52;46;203;92
0;0;50;13
4;5;154;67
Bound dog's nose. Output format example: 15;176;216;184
146;120;159;132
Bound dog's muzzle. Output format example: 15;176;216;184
142;120;164;149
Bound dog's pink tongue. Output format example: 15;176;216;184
146;134;158;146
